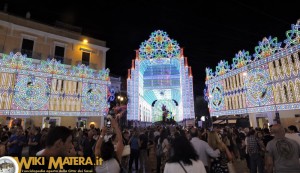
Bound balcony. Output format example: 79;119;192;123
76;60;97;69
53;56;72;65
13;48;42;60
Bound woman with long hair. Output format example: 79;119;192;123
94;117;124;173
157;128;169;173
164;135;206;173
208;131;233;173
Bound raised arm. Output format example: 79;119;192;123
205;142;220;158
111;117;124;161
94;127;107;157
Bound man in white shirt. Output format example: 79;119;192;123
190;128;220;172
285;125;300;145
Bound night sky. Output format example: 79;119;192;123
1;0;299;97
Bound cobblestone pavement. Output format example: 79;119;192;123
232;159;250;173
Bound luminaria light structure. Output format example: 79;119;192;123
205;19;300;128
0;52;112;117
127;30;195;123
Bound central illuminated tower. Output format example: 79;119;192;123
127;30;195;123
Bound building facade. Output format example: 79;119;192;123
127;30;195;126
110;76;122;94
205;19;300;128
0;12;111;128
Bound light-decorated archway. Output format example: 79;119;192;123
127;30;195;123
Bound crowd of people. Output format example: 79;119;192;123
0;118;300;173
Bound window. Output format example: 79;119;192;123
82;52;90;66
21;38;34;57
54;46;65;63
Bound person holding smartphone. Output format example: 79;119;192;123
94;116;124;173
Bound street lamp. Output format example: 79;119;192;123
117;95;124;103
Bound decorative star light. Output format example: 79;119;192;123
215;60;230;76
70;64;95;78
139;30;180;60
284;19;300;48
231;50;252;69
253;36;282;61
37;59;68;75
205;67;214;80
1;52;35;70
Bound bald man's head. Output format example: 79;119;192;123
271;124;285;137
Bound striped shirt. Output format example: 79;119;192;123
246;135;260;155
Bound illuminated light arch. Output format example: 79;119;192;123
0;52;112;117
205;19;300;82
127;30;195;122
